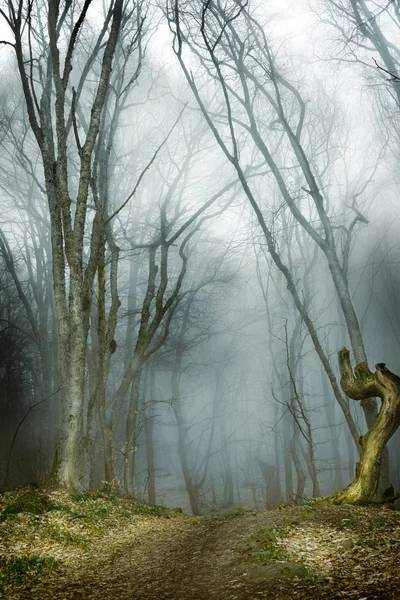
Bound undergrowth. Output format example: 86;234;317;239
0;555;59;594
0;485;179;596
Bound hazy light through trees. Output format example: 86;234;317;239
0;0;399;512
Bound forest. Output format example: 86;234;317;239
0;0;400;598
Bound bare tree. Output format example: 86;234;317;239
0;0;143;488
107;139;238;494
319;0;400;106
285;321;321;499
166;0;399;500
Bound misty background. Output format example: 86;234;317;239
0;0;399;514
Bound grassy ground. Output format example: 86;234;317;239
1;486;399;599
0;485;176;598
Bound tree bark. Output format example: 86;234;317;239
144;366;156;505
332;348;400;504
282;412;294;503
124;359;142;495
171;350;202;515
255;457;284;509
291;426;306;503
322;369;345;493
7;0;125;489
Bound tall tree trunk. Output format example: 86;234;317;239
219;397;234;506
97;237;119;485
328;255;377;427
171;346;203;515
56;275;91;489
287;320;320;498
234;443;242;506
144;411;156;505
282;412;294;503
223;459;234;506
144;366;156;505
255;457;284;509
172;375;202;515
346;425;356;484
291;426;306;503
322;368;344;493
9;0;125;489
124;361;142;495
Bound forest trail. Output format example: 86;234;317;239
35;512;264;600
30;504;400;600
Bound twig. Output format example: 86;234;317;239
373;57;400;82
105;105;186;225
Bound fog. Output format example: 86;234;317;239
0;0;399;513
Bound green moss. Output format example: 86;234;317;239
47;503;69;513
358;370;369;382
0;555;60;592
222;507;252;518
48;526;87;547
70;491;87;502
133;502;170;516
0;492;51;520
240;527;290;562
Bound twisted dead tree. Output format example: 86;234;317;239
332;349;400;504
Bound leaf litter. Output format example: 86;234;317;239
0;488;399;599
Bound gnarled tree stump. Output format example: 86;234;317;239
332;348;400;504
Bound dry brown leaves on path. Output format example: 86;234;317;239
1;489;400;600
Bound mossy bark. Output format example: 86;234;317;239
332;349;400;504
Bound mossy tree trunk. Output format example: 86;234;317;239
332;348;400;504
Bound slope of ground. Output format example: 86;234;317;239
1;487;399;599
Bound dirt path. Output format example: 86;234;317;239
34;514;259;600
28;506;400;600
